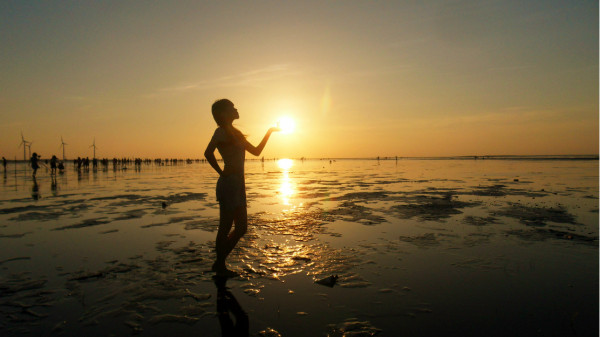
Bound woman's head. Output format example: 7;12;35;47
211;99;239;126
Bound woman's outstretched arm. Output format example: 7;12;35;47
244;127;279;156
204;141;223;175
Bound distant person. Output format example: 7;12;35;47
50;155;58;175
30;153;40;177
2;157;6;172
204;99;279;277
58;161;65;174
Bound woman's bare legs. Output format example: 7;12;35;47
213;205;248;275
213;208;234;272
226;206;248;255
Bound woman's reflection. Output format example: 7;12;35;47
214;276;249;337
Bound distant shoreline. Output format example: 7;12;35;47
5;155;598;163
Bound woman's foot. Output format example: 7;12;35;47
217;269;239;278
212;262;239;278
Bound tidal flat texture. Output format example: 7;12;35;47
0;159;597;336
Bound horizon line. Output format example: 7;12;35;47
5;154;599;162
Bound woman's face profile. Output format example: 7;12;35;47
228;104;239;121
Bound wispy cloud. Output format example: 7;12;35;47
424;107;587;129
486;65;533;72
62;95;89;101
374;107;587;133
345;65;414;79
148;64;299;97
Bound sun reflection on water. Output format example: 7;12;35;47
277;158;293;170
277;159;295;207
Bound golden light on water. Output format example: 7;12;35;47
277;158;293;170
277;116;296;134
277;159;295;206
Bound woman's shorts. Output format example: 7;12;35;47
216;174;246;211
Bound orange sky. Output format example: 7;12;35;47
1;1;598;159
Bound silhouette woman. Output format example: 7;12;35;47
204;99;279;276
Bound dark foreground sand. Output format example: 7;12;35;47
0;159;597;336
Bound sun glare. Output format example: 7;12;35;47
277;116;296;134
277;158;293;170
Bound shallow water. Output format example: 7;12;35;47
0;159;598;336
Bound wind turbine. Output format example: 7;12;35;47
18;132;29;161
59;136;67;161
90;138;97;159
26;142;33;158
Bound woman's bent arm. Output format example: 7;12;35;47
204;142;223;175
245;127;279;156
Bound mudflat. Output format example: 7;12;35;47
0;158;597;336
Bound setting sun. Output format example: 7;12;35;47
277;116;296;134
277;158;293;170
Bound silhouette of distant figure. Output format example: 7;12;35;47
2;157;6;172
58;161;65;174
50;155;58;175
204;99;279;277
214;276;249;337
30;153;40;177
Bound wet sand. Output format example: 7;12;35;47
0;159;598;336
